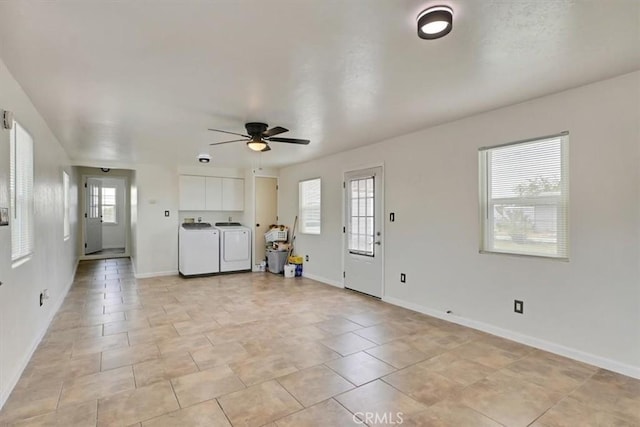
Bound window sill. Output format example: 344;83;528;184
12;255;32;269
479;250;569;262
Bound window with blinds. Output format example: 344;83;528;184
10;120;34;262
479;133;569;259
63;171;70;239
102;186;117;224
299;178;321;234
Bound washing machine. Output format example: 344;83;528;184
214;223;252;272
179;223;220;276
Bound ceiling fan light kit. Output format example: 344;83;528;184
209;122;310;152
417;5;453;39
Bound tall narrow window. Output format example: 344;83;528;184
102;186;117;224
347;176;375;256
479;133;569;259
10;120;34;262
299;178;321;234
63;171;70;240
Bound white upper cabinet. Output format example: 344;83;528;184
222;178;244;211
179;175;243;211
204;177;223;210
179;175;206;211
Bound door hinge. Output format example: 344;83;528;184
343;271;346;278
84;183;87;188
276;185;279;190
343;181;345;189
84;243;87;248
342;226;345;233
84;213;87;218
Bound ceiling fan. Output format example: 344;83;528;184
209;122;310;152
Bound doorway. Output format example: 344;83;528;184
254;176;278;265
82;175;128;258
344;166;384;298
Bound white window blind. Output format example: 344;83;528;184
102;186;117;224
63;171;70;239
299;178;321;234
10;121;34;261
479;133;569;259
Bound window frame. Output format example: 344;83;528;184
479;132;569;260
10;119;35;264
101;185;118;225
298;178;321;235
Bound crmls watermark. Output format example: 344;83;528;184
353;412;404;425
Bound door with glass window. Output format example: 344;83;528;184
85;177;103;254
344;167;383;298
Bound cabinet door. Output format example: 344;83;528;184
179;175;206;210
205;177;223;210
222;178;244;211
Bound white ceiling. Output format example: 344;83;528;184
0;0;638;169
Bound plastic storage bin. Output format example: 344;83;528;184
267;249;288;274
265;229;288;242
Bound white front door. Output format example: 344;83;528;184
344;166;383;298
85;177;103;254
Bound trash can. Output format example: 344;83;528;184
267;249;288;274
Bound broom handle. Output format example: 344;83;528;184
288;215;298;260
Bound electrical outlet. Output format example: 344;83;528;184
305;255;309;262
514;300;524;314
400;273;406;283
164;210;170;217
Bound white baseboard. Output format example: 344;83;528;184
0;258;79;409
383;296;640;380
302;272;344;289
134;270;179;279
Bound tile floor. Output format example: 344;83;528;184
0;258;638;426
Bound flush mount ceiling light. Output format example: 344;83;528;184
246;138;268;152
417;5;453;39
198;153;211;163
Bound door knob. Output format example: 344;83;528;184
256;223;260;227
375;241;381;245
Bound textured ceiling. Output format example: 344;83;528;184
0;0;638;169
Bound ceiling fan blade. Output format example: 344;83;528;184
262;126;288;137
267;137;310;145
209;139;247;146
208;128;250;138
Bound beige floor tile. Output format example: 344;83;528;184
156;334;213;355
417;352;496;386
128;325;179;346
459;371;563;426
335;380;427;425
230;354;299;386
449;340;527;369
21;353;101;387
277;365;354;407
401;400;502;427
218;380;302;427
103;318;151;336
11;400;97;427
190;342;250;370
171;365;245;408
0;380;63;423
532;396;636;427
314;318;363;335
101;343;160;371
382;364;462;406
365;340;429;369
97;381;179;426
352;323;410;345
141;399;231;426
134;352;199;388
172;319;220;336
320;332;377;356
325;352;396;386
72;333;130;358
275;398;360;426
59;366;135;407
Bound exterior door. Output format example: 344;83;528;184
254;177;278;263
85;177;103;254
344;166;383;298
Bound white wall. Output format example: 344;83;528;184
279;71;640;378
0;59;78;408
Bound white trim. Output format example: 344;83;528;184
382;295;640;379
0;258;79;409
134;270;179;279
302;271;344;289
